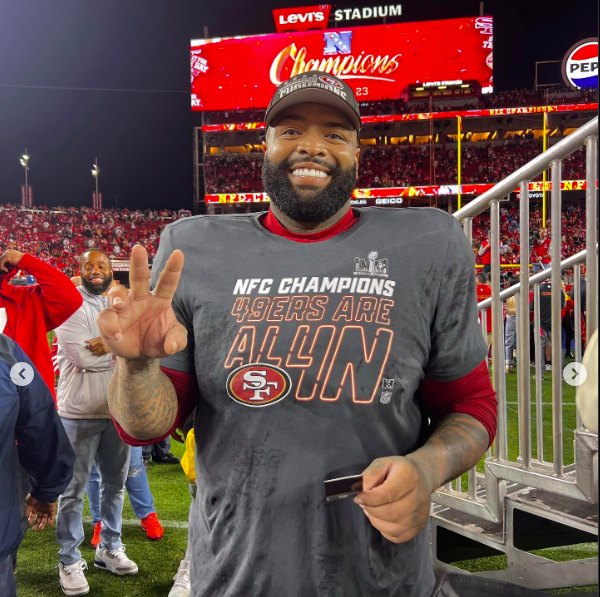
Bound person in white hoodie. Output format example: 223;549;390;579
55;249;138;596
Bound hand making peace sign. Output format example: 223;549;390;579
97;244;188;361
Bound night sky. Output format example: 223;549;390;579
0;0;597;211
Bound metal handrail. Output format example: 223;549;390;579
476;246;596;310
433;115;598;525
454;117;598;221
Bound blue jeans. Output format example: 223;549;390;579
532;262;550;274
87;446;155;522
57;418;130;565
0;552;17;597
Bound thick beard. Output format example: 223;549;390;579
262;155;357;224
81;273;113;296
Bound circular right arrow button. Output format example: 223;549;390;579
563;362;587;387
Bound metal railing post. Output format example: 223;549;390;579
463;217;473;243
516;293;523;459
573;264;583;429
550;159;564;478
534;284;544;462
481;309;488;366
518;181;532;469
490;199;508;461
585;135;598;338
468;467;477;499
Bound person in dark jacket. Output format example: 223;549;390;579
530;279;566;380
0;333;75;597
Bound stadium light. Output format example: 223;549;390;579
92;157;100;208
20;149;30;207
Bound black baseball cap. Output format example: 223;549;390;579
265;71;361;131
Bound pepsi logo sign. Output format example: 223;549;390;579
226;363;292;407
562;38;598;89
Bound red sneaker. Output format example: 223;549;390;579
91;522;102;548
141;513;164;541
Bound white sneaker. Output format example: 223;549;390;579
545;364;552;372
59;559;89;596
94;545;138;576
168;561;191;597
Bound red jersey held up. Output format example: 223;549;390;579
0;254;83;398
476;282;492;333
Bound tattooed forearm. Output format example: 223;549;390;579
108;357;178;440
405;414;490;494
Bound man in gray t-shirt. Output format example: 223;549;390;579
99;72;492;597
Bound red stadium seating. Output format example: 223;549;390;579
0;205;174;274
203;139;586;193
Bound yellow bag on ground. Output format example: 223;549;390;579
180;428;196;483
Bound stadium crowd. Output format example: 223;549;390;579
360;86;597;116
204;140;586;193
0;205;177;274
203;86;597;124
472;203;587;267
0;198;588;277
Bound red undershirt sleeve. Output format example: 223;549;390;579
419;360;497;449
112;367;199;447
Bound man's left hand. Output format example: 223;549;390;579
354;456;433;544
85;337;110;356
0;249;25;273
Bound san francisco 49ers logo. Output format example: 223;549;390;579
320;75;344;89
226;363;292;407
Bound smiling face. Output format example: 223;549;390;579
80;250;113;296
262;102;360;224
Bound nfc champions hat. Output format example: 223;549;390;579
265;71;361;130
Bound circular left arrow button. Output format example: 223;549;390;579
10;362;34;386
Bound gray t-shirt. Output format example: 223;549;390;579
151;207;486;597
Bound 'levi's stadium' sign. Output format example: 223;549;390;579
334;5;402;21
273;5;331;33
191;16;494;112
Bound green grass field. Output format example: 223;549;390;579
14;346;598;596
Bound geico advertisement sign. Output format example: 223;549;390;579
273;5;331;33
350;198;404;206
191;16;493;112
334;5;402;21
